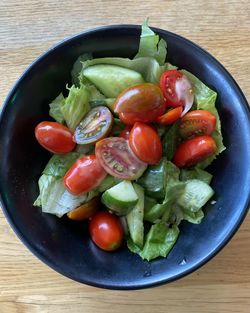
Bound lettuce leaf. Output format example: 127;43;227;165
180;167;213;184
71;53;92;86
162;121;181;160
127;223;179;261
134;19;167;66
61;84;90;131
49;93;65;124
182;70;226;168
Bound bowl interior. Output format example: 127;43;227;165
0;25;250;289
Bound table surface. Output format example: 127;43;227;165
0;1;250;312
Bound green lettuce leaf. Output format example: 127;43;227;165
61;84;90;131
162;121;181;160
49;93;65;124
182;70;226;168
71;53;92;86
134;19;167;65
127;223;179;261
180;167;213;185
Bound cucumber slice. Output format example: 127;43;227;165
177;179;214;212
126;184;144;248
83;65;144;98
101;180;139;215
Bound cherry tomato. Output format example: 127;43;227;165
129;122;162;165
67;197;100;221
156;106;183;125
179;110;217;139
159;70;194;115
114;83;165;114
95;137;147;180
119;103;166;125
64;155;107;195
74;106;113;144
173;135;217;168
35;121;75;154
89;211;124;251
119;126;132;140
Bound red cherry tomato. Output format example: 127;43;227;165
179;110;217;139
159;70;194;115
64;155;107;195
119;126;132;140
114;83;165;114
89;211;124;251
156;106;183;125
67;197;100;221
173;135;217;168
35;121;75;154
119;103;166;125
95;137;147;180
129;122;162;165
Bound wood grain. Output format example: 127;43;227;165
0;1;250;312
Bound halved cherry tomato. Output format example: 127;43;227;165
74;106;113;144
67;197;100;221
114;83;164;114
35;121;75;154
156;106;183;125
95;137;147;180
118;102;166;125
173;135;217;168
159;70;194;115
89;211;124;251
129;122;162;165
119;126;132;140
64;155;107;195
179;110;217;139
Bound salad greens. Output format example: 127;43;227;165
34;20;225;261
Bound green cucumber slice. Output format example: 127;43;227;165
83;64;144;98
126;184;144;248
101;180;139;215
177;179;214;212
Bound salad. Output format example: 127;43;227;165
34;21;225;261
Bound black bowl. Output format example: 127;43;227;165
0;25;250;290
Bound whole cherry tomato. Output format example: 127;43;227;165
114;83;165;113
35;121;75;154
64;155;107;195
173;135;217;168
179;110;216;139
129;122;162;165
119;126;132;140
89;211;124;251
67;197;100;221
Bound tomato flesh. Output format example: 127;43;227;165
74;106;113;144
35;121;75;154
179;110;217;139
156;106;183;125
129;122;162;165
89;211;124;251
95;137;147;180
114;83;164;114
173;135;217;168
64;155;107;195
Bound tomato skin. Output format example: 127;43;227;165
173;135;217;168
129;122;162;165
119;126;131;140
89;211;124;251
114;83;164;114
160;70;184;107
35;121;75;154
119;103;166;125
156;106;183;125
179;110;217;139
64;155;107;195
67;197;100;221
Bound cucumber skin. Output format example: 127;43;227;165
101;192;138;216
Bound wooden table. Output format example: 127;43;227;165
0;1;249;312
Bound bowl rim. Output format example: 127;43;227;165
0;24;250;290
